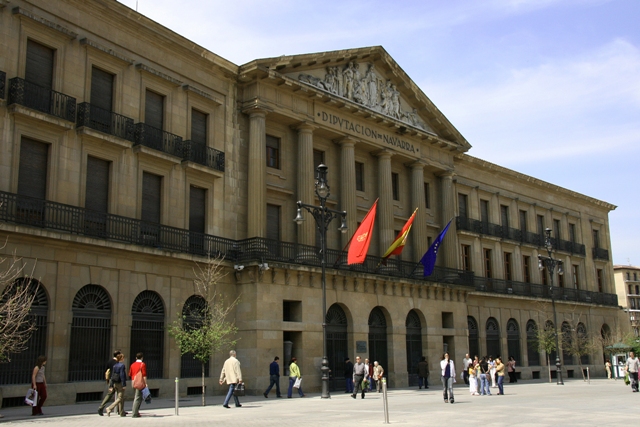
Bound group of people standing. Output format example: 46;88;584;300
462;353;510;397
346;356;384;399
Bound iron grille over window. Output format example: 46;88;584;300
486;318;501;358
468;316;479;358
526;320;540;366
507;319;521;362
180;295;209;378
405;310;422;386
368;307;388;373
326;304;348;392
130;291;165;379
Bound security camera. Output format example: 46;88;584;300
259;263;269;271
234;265;245;272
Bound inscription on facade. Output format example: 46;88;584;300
317;111;417;154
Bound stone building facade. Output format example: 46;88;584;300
614;266;640;336
0;0;625;405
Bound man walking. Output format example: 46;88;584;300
98;350;121;416
462;353;472;385
625;351;640;392
220;350;243;408
373;361;384;393
128;352;147;418
344;357;354;393
417;356;429;389
352;356;367;399
263;356;282;398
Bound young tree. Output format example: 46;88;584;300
536;321;558;383
169;255;239;406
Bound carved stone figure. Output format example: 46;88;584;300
365;64;378;108
380;80;393;116
342;62;356;99
390;84;401;118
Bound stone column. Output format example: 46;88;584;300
376;150;394;254
410;161;428;261
440;171;457;269
296;123;316;246
247;109;267;238
338;137;357;247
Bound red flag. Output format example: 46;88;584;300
347;199;378;265
382;208;418;259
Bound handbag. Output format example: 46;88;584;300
133;370;146;390
233;382;245;396
25;388;38;406
293;377;302;389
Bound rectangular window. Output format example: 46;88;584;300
461;244;471;271
191;109;208;145
519;210;528;233
145;89;164;130
85;156;110;213
523;256;531;283
141;172;162;224
636;273;639;281
597;269;604;293
189;186;206;233
484;248;492;279
26;39;54;89
18;137;48;200
569;223;576;243
630;285;633;295
266;135;280;169
480;200;489;224
553;219;561;241
266;204;280;241
458;193;468;218
424;182;430;209
558;272;564;288
572;265;580;290
504;252;512;281
542;266;548;286
500;205;509;228
636;285;639;294
355;161;364;191
90;67;114;112
391;172;399;201
537;215;545;236
593;229;600;249
313;149;324;169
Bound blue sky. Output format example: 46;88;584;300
117;0;640;266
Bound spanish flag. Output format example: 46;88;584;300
381;208;418;260
347;199;378;265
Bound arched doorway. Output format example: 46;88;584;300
131;291;165;379
0;278;48;384
486;317;501;358
507;319;521;363
326;304;348;392
368;307;388;373
526;320;540;366
406;310;422;386
545;320;557;365
180;295;209;378
577;322;589;365
468;316;479;358
68;284;111;381
561;321;572;365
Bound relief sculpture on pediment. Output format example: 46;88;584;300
298;62;431;132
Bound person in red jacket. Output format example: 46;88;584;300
128;353;147;418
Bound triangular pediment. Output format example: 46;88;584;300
240;46;470;151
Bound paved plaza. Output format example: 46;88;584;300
0;379;635;426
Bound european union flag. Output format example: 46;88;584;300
420;220;452;276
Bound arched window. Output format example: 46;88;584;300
0;278;48;384
368;307;388;371
69;285;111;381
576;322;589;365
406;310;422;386
545;320;557;364
131;291;165;379
468;316;479;358
526;320;540;366
486;318;501;358
561;322;572;365
326;304;348;391
507;319;521;363
180;295;208;378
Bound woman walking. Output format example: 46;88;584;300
31;356;47;416
440;352;456;404
495;357;506;395
287;357;305;398
605;359;612;379
507;356;517;383
105;353;127;416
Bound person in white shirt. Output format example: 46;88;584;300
440;352;456;404
625;351;640;392
488;356;497;388
462;353;472;385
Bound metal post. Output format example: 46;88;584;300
175;377;179;416
382;377;389;424
587;367;590;384
320;196;330;399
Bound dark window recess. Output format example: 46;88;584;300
391;173;399;201
191;109;207;144
480;200;489;224
283;300;302;322
355;161;364;191
2;396;27;408
130;291;165;379
458;193;468;218
18;137;48;199
501;205;509;227
441;312;454;329
187;386;206;396
569;223;576;243
76;392;103;403
537;215;545;236
523;256;531;283
484;249;492;278
25;39;54;89
145;90;164;130
189;186;206;233
142;172;162;224
504;252;512;281
519;210;528;233
85;156;110;213
424;182;430;209
90;67;114;112
266;135;280;169
266;204;280;242
313;149;325;169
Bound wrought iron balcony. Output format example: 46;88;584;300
134;123;183;158
592;247;610;261
456;216;586;255
182;140;225;172
0;70;5;99
8;77;76;122
0;190;618;308
77;103;134;141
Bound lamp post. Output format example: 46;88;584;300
293;164;347;399
538;228;565;385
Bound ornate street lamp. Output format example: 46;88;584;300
538;228;565;385
293;164;347;399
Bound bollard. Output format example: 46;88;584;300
175;377;179;416
587;367;590;384
382;377;389;424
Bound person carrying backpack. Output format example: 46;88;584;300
105;353;127;417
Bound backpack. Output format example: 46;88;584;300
105;368;111;381
111;370;121;383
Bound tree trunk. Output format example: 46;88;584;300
547;354;551;383
202;362;206;406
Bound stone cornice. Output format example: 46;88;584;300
12;7;77;39
135;63;183;86
80;38;134;65
182;85;223;105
